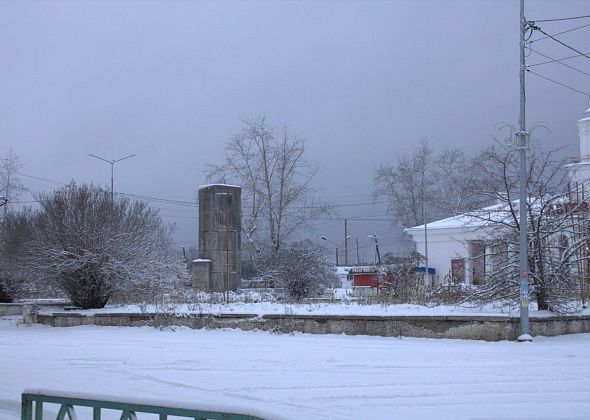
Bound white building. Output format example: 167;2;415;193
405;202;514;287
405;105;590;287
567;104;590;184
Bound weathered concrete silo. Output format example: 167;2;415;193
193;184;241;292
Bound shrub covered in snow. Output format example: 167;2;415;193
259;240;339;301
0;210;37;302
11;184;186;308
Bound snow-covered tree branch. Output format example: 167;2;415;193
206;117;329;262
16;184;185;308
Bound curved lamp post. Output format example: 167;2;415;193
321;236;339;266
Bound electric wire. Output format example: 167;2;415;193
532;14;590;23
526;69;590;97
530;22;590;43
528;50;590;68
117;191;197;207
532;26;590;61
159;214;198;220
529;47;590;77
8;200;39;204
317;217;393;221
16;172;68;185
14;171;398;218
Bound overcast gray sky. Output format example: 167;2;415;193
1;0;589;261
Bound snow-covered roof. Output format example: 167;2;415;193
193;259;212;263
198;184;242;190
405;201;522;233
578;106;590;123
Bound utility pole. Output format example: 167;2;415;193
368;234;381;265
375;235;381;265
356;237;360;265
344;219;349;266
422;173;430;287
517;0;531;341
422;188;430;287
88;153;136;204
321;236;339;266
225;197;230;304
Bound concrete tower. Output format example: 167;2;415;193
192;184;242;292
568;105;590;184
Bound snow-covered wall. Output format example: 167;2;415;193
568;107;590;184
577;106;590;160
35;312;590;341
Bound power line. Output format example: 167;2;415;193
530;22;590;43
9;200;39;204
316;217;393;222
532;26;590;61
532;14;590;23
117;191;197;207
14;170;392;212
529;47;590;77
147;206;197;214
528;50;590;67
316;200;389;209
16;172;68;185
345;210;391;218
526;69;590;97
159;214;198;220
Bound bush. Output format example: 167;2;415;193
261;240;339;301
24;184;182;308
0;210;37;302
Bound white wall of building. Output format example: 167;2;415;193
408;227;491;286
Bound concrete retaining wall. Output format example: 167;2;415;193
0;300;70;316
34;312;590;341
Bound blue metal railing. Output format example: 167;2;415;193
21;391;266;420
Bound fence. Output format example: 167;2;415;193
21;390;266;420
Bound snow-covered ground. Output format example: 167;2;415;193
1;317;589;420
70;300;590;318
47;289;588;318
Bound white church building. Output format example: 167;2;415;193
405;105;590;287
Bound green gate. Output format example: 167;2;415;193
21;391;266;420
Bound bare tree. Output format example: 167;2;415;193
374;141;433;228
432;148;491;216
206;117;328;261
373;141;488;229
465;142;588;313
25;184;183;308
0;149;25;216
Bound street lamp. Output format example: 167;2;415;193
88;153;135;204
321;236;339;266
